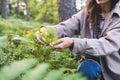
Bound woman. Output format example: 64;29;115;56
36;0;120;80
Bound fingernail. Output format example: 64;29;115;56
50;42;55;47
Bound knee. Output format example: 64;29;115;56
77;59;102;80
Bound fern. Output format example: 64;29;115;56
44;68;65;80
22;63;50;80
0;59;87;80
0;59;37;80
63;73;87;80
0;36;7;49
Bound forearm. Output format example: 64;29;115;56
70;29;120;56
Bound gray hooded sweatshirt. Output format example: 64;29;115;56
45;2;120;80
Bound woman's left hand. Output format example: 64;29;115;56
52;37;74;50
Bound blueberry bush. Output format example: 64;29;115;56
0;0;88;79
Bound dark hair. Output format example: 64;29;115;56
86;0;119;28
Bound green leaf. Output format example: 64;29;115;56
22;63;50;80
11;35;35;46
0;36;7;48
44;68;65;80
0;59;37;80
63;73;87;80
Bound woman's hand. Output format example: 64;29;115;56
35;31;46;44
35;27;47;44
52;37;74;50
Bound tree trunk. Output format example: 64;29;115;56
16;0;20;18
0;1;1;14
25;0;29;21
1;0;8;19
43;0;47;22
58;0;76;22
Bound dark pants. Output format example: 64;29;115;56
77;59;102;80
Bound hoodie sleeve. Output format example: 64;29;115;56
71;23;120;56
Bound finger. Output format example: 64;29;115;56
39;36;46;43
49;42;55;47
35;31;45;44
55;43;64;49
54;48;63;51
54;39;63;45
35;31;45;42
35;31;40;41
55;43;66;51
